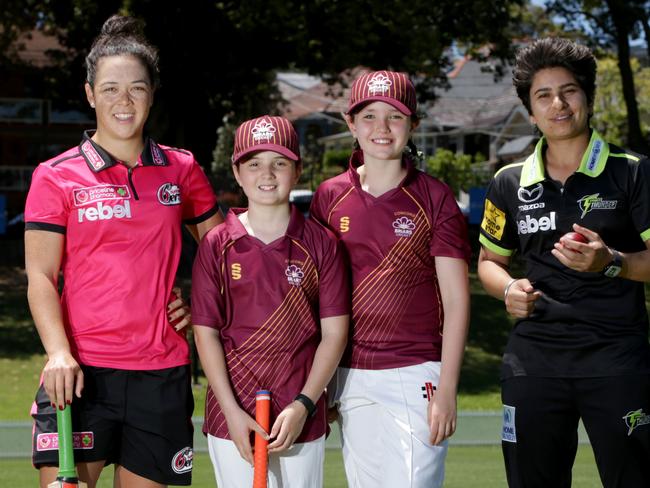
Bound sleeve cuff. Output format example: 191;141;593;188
479;234;514;256
183;203;220;225
25;222;66;234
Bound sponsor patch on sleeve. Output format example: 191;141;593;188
481;199;506;241
502;405;517;443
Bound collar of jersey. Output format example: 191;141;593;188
226;205;305;241
519;129;610;187
348;149;418;189
79;130;169;173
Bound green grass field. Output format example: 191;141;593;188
0;264;606;486
1;446;605;487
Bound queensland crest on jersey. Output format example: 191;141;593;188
393;216;416;237
285;264;304;286
171;446;193;474
157;183;182;206
251;119;276;143
367;73;392;95
481;199;506;240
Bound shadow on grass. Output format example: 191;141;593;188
0;266;43;358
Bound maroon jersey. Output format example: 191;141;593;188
192;206;350;441
310;150;470;370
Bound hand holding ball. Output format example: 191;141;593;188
563;232;588;243
561;231;588;253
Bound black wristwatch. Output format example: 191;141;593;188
602;249;623;278
294;393;317;418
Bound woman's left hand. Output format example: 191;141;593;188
428;389;457;446
267;401;309;453
551;224;612;273
168;286;191;331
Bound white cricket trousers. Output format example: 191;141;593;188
331;362;447;488
207;434;325;488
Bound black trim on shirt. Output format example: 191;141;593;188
25;222;66;234
183;203;220;225
50;153;81;168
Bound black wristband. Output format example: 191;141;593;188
294;393;317;418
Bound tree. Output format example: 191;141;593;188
426;149;488;196
592;57;650;147
547;0;650;153
3;0;526;166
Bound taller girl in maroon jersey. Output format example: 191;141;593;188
25;15;221;488
310;71;471;487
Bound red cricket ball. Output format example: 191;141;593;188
563;231;588;243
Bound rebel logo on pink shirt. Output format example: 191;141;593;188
73;185;131;207
285;264;305;286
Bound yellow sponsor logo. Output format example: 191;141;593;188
340;216;350;233
231;263;241;280
481;199;506;240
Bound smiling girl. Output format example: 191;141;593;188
310;71;471;488
191;115;349;488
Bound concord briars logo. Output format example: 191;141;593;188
517;183;543;203
285;264;305;287
393;216;416;237
251;120;276;143
367;73;392;95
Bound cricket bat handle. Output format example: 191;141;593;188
252;390;271;488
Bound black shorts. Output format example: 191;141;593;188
32;364;194;485
501;375;650;488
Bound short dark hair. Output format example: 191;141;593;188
86;15;159;89
513;37;597;115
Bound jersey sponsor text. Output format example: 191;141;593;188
517;212;556;235
481;199;506;240
77;200;132;223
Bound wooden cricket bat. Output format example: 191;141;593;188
48;406;87;488
252;390;271;488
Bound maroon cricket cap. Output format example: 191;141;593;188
347;70;417;116
232;115;300;164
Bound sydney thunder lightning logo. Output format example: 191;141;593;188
622;409;650;436
577;193;617;219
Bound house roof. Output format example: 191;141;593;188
497;135;537;157
422;58;520;129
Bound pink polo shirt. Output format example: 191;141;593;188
24;132;219;370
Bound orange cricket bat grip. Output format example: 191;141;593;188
253;390;271;488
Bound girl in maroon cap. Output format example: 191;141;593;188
311;71;471;487
192;115;350;487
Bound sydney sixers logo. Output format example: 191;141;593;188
393;216;415;237
285;264;304;287
367;73;392;95
157;183;181;206
171;446;193;474
251;120;276;143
